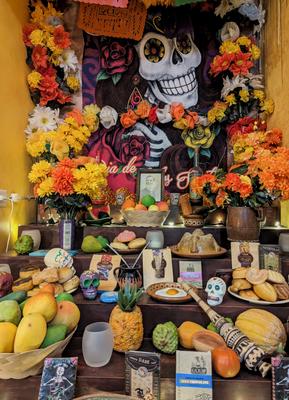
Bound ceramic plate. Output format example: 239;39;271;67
146;282;192;303
170;245;227;259
228;287;289;305
109;246;145;255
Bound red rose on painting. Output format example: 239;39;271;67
148;106;159;124
100;41;134;75
226;116;256;138
119;136;150;167
32;45;48;70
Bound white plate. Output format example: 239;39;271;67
228;287;289;305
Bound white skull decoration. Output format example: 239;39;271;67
205;277;226;306
137;32;201;108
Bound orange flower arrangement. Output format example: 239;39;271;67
120;109;138;128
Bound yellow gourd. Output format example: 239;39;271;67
235;309;286;353
178;321;205;349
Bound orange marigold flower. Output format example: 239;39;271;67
66;109;84;126
185;111;199;129
52;165;74;196
191;174;216;195
210;53;234;76
58;158;77;168
53;25;71;49
223;173;241;191
216;190;228;207
135;100;151;119
23;23;37;47
266;128;282;146
229;52;254;76
171;103;185;121
120;109;138;128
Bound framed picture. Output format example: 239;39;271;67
136;168;164;202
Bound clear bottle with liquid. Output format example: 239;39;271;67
189;147;203;205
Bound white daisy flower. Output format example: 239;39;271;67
221;75;248;98
215;0;251;18
25;105;60;134
59;49;78;77
247;73;264;89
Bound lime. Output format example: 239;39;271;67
141;194;156;207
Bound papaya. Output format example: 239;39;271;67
178;321;205;349
192;330;226;352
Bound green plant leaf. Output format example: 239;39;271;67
201;148;211;158
188;148;195;159
111;73;122;86
96;70;110;82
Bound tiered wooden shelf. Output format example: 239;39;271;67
0;224;288;399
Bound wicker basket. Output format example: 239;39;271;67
121;210;169;227
0;327;76;379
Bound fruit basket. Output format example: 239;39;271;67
0;327;76;379
121;210;169;227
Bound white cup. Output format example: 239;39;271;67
82;322;113;367
146;230;164;249
279;233;289;253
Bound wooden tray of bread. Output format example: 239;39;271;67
171;229;226;259
228;267;289;305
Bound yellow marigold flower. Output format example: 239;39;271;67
220;40;240;54
207;102;227;123
47;37;62;55
64;117;79;129
73;163;108;199
27;71;42;89
50;139;70;161
239;89;250;103
240;175;252;186
173;118;189;130
253;90;265;102
50;53;61;66
261;99;275;114
26;131;47;157
37;177;55;197
83;105;100;132
225;94;237;106
66;75;80;91
28;160;52;183
29;29;45;46
251;44;261;60
237;36;252;47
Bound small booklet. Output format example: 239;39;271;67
272;356;289;400
178;260;202;288
176;350;212;400
38;357;78;400
125;351;160;400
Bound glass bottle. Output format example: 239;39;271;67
189;147;203;205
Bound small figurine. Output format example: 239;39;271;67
80;270;100;300
205;277;226;306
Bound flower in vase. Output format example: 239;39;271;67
37;177;55;197
28;160;52;183
26;105;60;133
52;165;74;196
221;75;248;98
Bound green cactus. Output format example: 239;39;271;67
152;321;178;354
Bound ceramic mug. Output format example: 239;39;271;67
82;322;113;367
21;229;41;251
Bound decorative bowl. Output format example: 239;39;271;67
121;210;169;227
183;214;204;228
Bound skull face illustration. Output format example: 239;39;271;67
205;277;226;306
151;250;167;278
137;32;201;108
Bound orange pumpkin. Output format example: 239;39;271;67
212;346;241;378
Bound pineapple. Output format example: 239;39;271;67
109;282;143;352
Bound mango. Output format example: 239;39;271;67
0;322;17;352
0;300;21;325
23;292;57;322
56;293;74;303
40;325;67;348
14;313;47;353
50;301;80;333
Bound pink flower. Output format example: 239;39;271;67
100;41;134;75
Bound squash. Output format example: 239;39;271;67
235;309;287;353
178;321;205;349
192;330;226;352
212;346;241;378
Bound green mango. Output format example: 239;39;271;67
81;235;103;253
0;291;27;303
96;235;109;249
56;293;74;303
0;300;21;325
40;325;67;348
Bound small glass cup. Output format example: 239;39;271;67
279;233;289;254
146;230;164;249
82;322;113;367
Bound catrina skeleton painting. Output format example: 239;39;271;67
80;5;228;193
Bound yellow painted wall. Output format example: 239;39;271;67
265;0;289;226
0;0;35;253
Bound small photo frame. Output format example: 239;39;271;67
231;241;260;269
136;168;164;202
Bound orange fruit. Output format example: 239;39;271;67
135;203;147;211
157;201;169;211
122;198;136;210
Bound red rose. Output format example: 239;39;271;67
226;117;256;138
119;135;150;167
39;74;59;105
32;45;48;70
100;41;134;75
23;23;37;47
148;106;159;124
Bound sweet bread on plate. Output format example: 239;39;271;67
12;277;33;292
239;289;260;300
232;267;247;279
19;265;41;279
246;268;268;285
267;270;285;284
253;282;277;302
273;283;289;300
231;279;252;292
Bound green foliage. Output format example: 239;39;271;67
118;281;143;312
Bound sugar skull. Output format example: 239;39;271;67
80;270;100;300
205;277;226;306
137;31;201;108
44;248;73;269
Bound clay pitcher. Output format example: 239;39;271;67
226;207;263;241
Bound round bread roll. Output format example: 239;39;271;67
12;277;33;292
128;238;146;249
231;278;252;292
110;242;128;250
253;282;277;302
246;268;268;285
116;230;136;243
19;265;41;279
273;283;289;300
267;270;285;284
63;275;80;292
58;267;74;284
232;267;248;279
239;289;260;300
